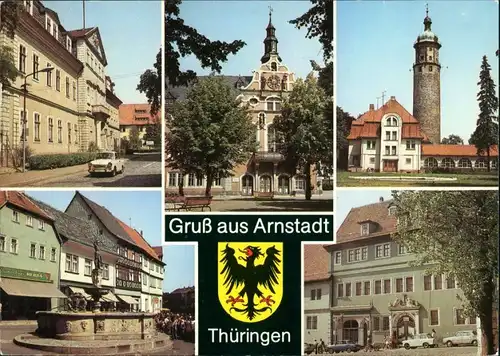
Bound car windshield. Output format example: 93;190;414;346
96;153;114;159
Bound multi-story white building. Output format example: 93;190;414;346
0;0;121;163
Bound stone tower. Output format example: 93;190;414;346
412;6;441;144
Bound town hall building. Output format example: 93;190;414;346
347;8;498;172
165;11;321;196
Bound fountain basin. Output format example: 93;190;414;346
36;311;156;341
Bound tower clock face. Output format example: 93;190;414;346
267;75;280;90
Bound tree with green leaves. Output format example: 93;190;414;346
144;118;162;147
273;74;330;200
392;190;498;355
138;0;245;116
129;126;141;151
469;56;499;172
441;134;464;145
336;107;355;170
166;76;256;197
0;0;21;87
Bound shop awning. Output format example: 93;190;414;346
117;294;139;304
68;286;92;300
101;291;119;303
0;278;67;298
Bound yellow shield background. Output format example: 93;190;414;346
218;242;283;323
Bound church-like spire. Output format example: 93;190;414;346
261;6;282;64
423;3;432;31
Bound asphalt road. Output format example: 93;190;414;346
32;153;162;187
0;324;194;355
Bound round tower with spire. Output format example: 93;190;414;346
261;6;282;64
412;4;441;144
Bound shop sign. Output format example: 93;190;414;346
0;266;52;283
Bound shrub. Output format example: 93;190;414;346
88;141;98;152
12;145;34;169
29;152;98;170
322;180;333;190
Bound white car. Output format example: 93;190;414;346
403;333;437;349
88;151;124;176
443;330;478;347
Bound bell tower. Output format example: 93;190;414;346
261;6;282;64
412;4;441;144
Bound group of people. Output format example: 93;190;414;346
154;310;195;343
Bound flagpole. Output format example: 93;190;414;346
83;0;86;29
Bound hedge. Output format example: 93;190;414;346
322;181;333;190
28;152;98;170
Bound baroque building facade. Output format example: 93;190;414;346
347;9;498;172
0;0;122;165
165;11;320;196
326;197;476;346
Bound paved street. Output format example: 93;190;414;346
0;324;194;355
370;346;477;355
0;153;161;188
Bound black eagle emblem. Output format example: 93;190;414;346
219;244;281;321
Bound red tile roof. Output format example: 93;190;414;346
422;144;499;157
336;199;397;243
67;27;95;38
304;244;331;282
116;219;162;263
119;104;159;126
347;97;427;140
0;191;53;221
153;246;163;260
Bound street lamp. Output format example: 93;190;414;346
21;66;54;172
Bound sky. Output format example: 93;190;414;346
177;1;324;79
47;1;161;104
24;190;194;292
337;0;499;142
335;189;393;231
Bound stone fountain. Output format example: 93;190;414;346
14;240;172;354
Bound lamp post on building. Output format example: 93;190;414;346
20;66;54;172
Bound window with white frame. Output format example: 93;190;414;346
34;113;40;141
65;254;79;273
48;117;54;142
385;131;390;140
103;264;109;280
57;120;62;143
38;219;45;230
475;158;487;168
26;215;33;227
258;113;266;128
266;99;282;112
310;288;322;300
366;140;376;150
24;0;33;14
295;176;305;190
430;309;439;326
39;245;45;260
334;251;341;265
337;284;344;298
12;210;20;222
348;247;367;262
375;243;391;258
391;131;397;140
385;146;390;155
32;54;39;80
361;223;369;236
406;140;416;150
66;37;72;52
30;243;36;258
10;238;18;254
168;172;179;187
398;244;408;255
51;247;57;261
84;259;92;276
388;206;397;216
391;146;397;155
0;236;5;252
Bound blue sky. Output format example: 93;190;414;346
177;1;323;79
48;1;161;104
335;189;393;231
24;190;194;292
337;0;499;142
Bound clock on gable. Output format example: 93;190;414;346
267;75;280;90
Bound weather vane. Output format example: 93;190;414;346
269;5;273;17
425;3;429;16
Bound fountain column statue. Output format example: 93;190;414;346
85;240;109;313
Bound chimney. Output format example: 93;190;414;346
369;104;374;111
140;230;143;237
390;96;396;100
379;197;384;202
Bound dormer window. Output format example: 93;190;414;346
24;0;33;15
361;223;369;236
271;62;277;71
45;17;52;32
66;37;72;53
388;206;397;216
54;24;58;40
385;116;398;127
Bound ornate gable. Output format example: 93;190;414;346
87;28;107;65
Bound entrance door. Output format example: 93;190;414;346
241;175;253;195
278;176;289;194
396;314;416;341
383;160;398;172
259;175;272;193
343;320;359;343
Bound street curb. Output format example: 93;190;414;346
0;320;37;326
2;165;88;187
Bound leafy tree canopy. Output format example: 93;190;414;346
144;118;162;146
166;76;256;196
137;50;161;115
0;1;21;87
441;134;464;145
393;190;498;354
129;126;141;150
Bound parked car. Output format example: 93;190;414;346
443;330;478;347
402;333;437;349
326;340;363;353
304;343;315;355
88;151;125;176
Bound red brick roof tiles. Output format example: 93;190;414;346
422;144;499;157
153;246;163;260
116;219;162;263
336;200;397;244
0;191;53;221
119;104;159;126
304;244;331;282
67;27;95;38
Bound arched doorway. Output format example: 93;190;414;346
259;175;272;193
396;314;416;342
343;320;359;343
278;175;290;194
241;175;253;195
361;320;368;346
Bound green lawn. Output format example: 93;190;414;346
337;171;499;187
